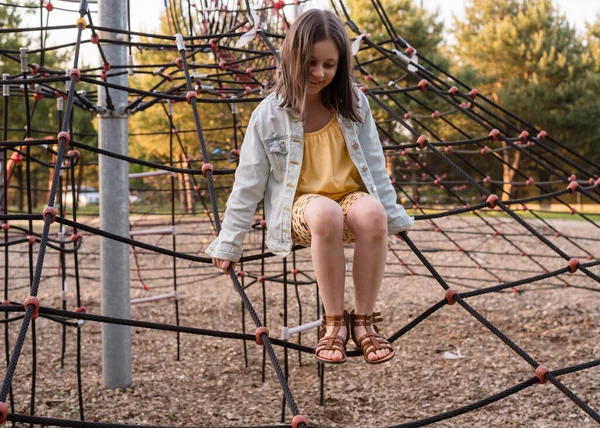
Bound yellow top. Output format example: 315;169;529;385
296;113;365;200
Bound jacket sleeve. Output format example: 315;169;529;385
357;90;414;235
205;110;270;262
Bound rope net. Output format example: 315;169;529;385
0;0;598;427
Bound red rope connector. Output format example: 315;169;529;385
209;38;219;52
488;129;500;141
57;131;71;146
260;219;267;227
185;91;197;104
274;0;285;10
24;296;40;319
1;223;9;231
30;63;40;75
418;79;428;91
100;70;108;80
175;58;183;69
201;162;213;177
445;288;457;305
567;181;579;194
448;86;458;96
568;174;577;182
102;61;111;71
481;146;490;155
33;93;44;101
75;306;86;313
468;88;478;99
359;85;368;93
292;268;299;275
444;146;452;153
245;67;253;76
255;326;269;345
90;33;99;44
536;130;547;141
70;68;81;83
416;135;428;149
403;111;412;120
405;46;415;56
483;176;491;183
567;258;579;273
0;401;7;424
291;414;308;428
258;276;265;283
230;149;240;157
67;149;81;160
237;271;245;277
71;233;82;242
525;177;534;186
535;365;549;384
431;110;440;119
27;235;36;245
486;194;499;209
518;130;529;144
42;206;57;223
45;1;54;12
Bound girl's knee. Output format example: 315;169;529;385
349;198;387;236
305;198;344;236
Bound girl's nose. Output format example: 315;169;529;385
311;65;324;79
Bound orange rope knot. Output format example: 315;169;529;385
254;326;269;345
416;135;427;150
185;91;197;104
445;288;457;305
70;69;81;83
418;79;428;91
567;181;579;194
448;86;458;96
567;258;579;273
24;296;40;319
291;414;308;428
57;131;71;146
42;206;57;223
201;162;213;177
486;194;499;209
535;365;549;384
488;129;500;141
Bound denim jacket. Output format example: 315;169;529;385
205;87;414;262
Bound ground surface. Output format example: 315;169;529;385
2;214;599;427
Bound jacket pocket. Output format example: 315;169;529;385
265;138;289;172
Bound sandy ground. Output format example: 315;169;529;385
1;214;599;427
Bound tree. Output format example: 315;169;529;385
453;0;599;199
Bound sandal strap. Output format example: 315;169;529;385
322;312;349;327
315;335;346;354
357;331;392;355
349;311;383;327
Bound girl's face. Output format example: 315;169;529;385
307;39;339;96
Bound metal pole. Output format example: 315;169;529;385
98;0;132;389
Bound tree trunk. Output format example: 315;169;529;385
177;155;187;213
501;142;521;201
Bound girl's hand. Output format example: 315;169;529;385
212;257;236;274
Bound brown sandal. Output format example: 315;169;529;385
349;311;395;364
315;311;350;364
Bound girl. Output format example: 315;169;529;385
207;9;413;364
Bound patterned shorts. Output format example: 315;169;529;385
291;191;369;248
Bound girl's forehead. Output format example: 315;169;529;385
310;39;339;60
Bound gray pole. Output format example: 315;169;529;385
98;0;132;389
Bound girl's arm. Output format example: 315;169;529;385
357;91;414;235
205;110;270;262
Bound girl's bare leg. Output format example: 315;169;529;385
304;196;347;362
346;195;390;361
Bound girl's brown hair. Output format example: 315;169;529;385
273;9;362;123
